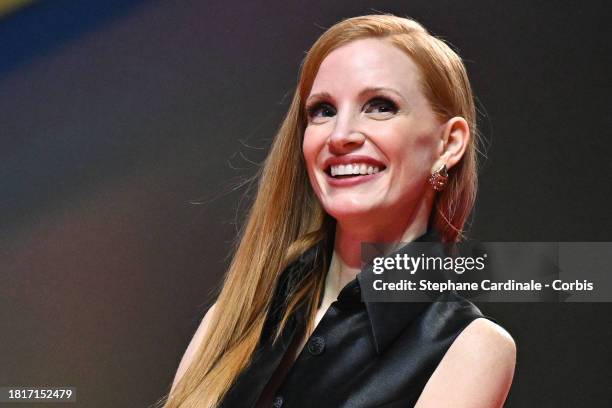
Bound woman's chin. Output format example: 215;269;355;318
324;203;384;223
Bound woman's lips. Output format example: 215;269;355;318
323;155;386;171
324;168;385;187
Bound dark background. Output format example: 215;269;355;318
1;1;610;407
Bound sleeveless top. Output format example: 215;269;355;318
219;230;494;408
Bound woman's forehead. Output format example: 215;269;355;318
309;38;423;99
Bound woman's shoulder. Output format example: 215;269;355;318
427;292;516;373
450;317;516;367
415;302;516;407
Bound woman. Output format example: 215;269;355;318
163;14;516;408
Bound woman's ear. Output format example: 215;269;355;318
437;116;470;171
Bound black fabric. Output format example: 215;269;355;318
219;230;491;408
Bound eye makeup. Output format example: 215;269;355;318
304;94;400;123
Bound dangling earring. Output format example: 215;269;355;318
428;164;448;191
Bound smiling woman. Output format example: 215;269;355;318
303;38;456;241
161;14;515;408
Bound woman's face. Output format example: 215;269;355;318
302;38;445;224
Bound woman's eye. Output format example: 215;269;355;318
364;98;398;115
306;103;336;122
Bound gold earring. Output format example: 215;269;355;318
428;164;448;191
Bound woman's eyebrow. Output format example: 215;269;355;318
306;87;405;105
359;86;405;101
305;91;332;105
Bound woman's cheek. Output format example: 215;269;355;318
302;133;322;193
302;132;314;166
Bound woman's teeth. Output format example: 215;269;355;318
330;163;381;177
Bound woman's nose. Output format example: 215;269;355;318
328;113;366;153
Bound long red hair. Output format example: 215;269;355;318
162;14;481;407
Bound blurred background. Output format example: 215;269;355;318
1;1;610;406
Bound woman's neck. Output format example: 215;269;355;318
321;197;433;308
